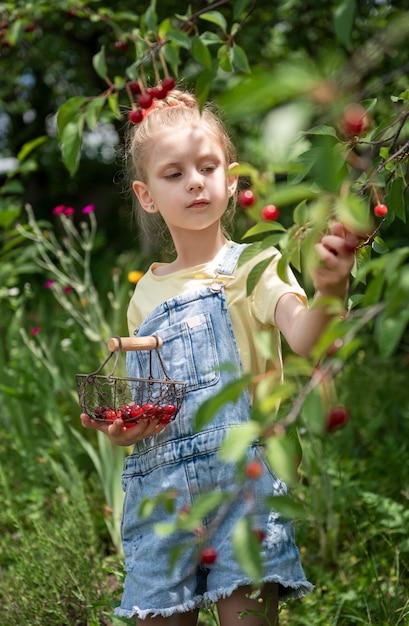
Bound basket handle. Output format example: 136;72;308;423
107;335;163;352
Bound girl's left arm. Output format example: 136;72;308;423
275;223;357;357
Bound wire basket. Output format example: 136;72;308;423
76;335;187;425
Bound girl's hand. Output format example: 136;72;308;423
314;222;357;300
80;413;169;446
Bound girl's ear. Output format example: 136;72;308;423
132;181;158;213
227;162;239;196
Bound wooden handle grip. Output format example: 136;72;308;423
107;335;163;352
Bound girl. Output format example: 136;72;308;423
81;90;356;624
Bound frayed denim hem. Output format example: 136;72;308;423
114;578;314;619
114;596;201;620
201;576;314;607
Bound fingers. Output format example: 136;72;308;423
80;412;169;445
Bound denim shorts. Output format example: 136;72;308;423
114;443;313;620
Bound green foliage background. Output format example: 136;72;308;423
0;0;408;624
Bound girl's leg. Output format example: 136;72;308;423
217;583;279;626
137;609;199;626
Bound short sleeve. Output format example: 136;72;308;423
249;249;307;327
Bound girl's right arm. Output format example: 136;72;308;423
80;413;169;446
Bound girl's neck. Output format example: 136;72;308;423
156;227;229;275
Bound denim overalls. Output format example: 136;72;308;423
115;243;313;620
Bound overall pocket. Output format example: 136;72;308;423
127;312;220;392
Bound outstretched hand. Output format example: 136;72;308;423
80;413;169;446
314;222;358;300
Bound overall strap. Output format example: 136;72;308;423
214;242;249;276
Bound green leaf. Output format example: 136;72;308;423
232;516;263;582
167;27;190;49
7;19;24;45
242;221;286;239
0;180;24;195
265;494;306;519
60;117;84;177
108;93;121;119
195;65;217;107
17;136;48;162
145;3;158;32
199;10;227;31
306;124;339;138
301;387;326;435
194;374;253;432
84;96;106;130
268;183;317;206
191;35;212;69
57;97;87;138
92;46;108;81
265;432;300;487
230;44;251;74
233;0;252;19
376;309;409;358
246;255;275;296
385;177;405;223
219;422;261;463
333;0;356;50
335;194;372;235
371;236;389;255
217;44;233;72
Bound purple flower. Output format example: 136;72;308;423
52;205;65;215
64;207;75;216
45;280;55;288
31;327;40;336
63;285;73;294
82;204;95;214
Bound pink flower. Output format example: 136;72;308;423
52;205;65;215
64;207;75;216
63;285;73;293
45;280;55;288
31;327;40;336
82;204;95;214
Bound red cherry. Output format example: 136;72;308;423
114;41;129;51
162;403;177;415
161;76;176;92
200;547;218;565
141;403;155;417
122;421;137;429
253;529;266;543
138;93;153;109
117;404;132;419
130;404;143;419
105;409;117;421
238;189;256;208
344;232;360;251
128;109;144;125
325;406;349;432
94;406;108;419
128;81;142;95
159;413;171;424
261;204;280;221
342;104;369;137
155;85;168;99
245;460;263;480
373;203;388;217
326;338;344;356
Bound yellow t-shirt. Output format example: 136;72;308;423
127;241;306;377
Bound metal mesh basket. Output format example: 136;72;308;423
76;335;186;425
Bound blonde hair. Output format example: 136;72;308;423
125;89;238;250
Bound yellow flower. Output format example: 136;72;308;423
128;270;144;284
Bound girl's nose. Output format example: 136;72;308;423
187;174;204;192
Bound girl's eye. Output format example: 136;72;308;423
202;165;217;173
165;172;181;179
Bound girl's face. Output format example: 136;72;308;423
132;124;238;239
